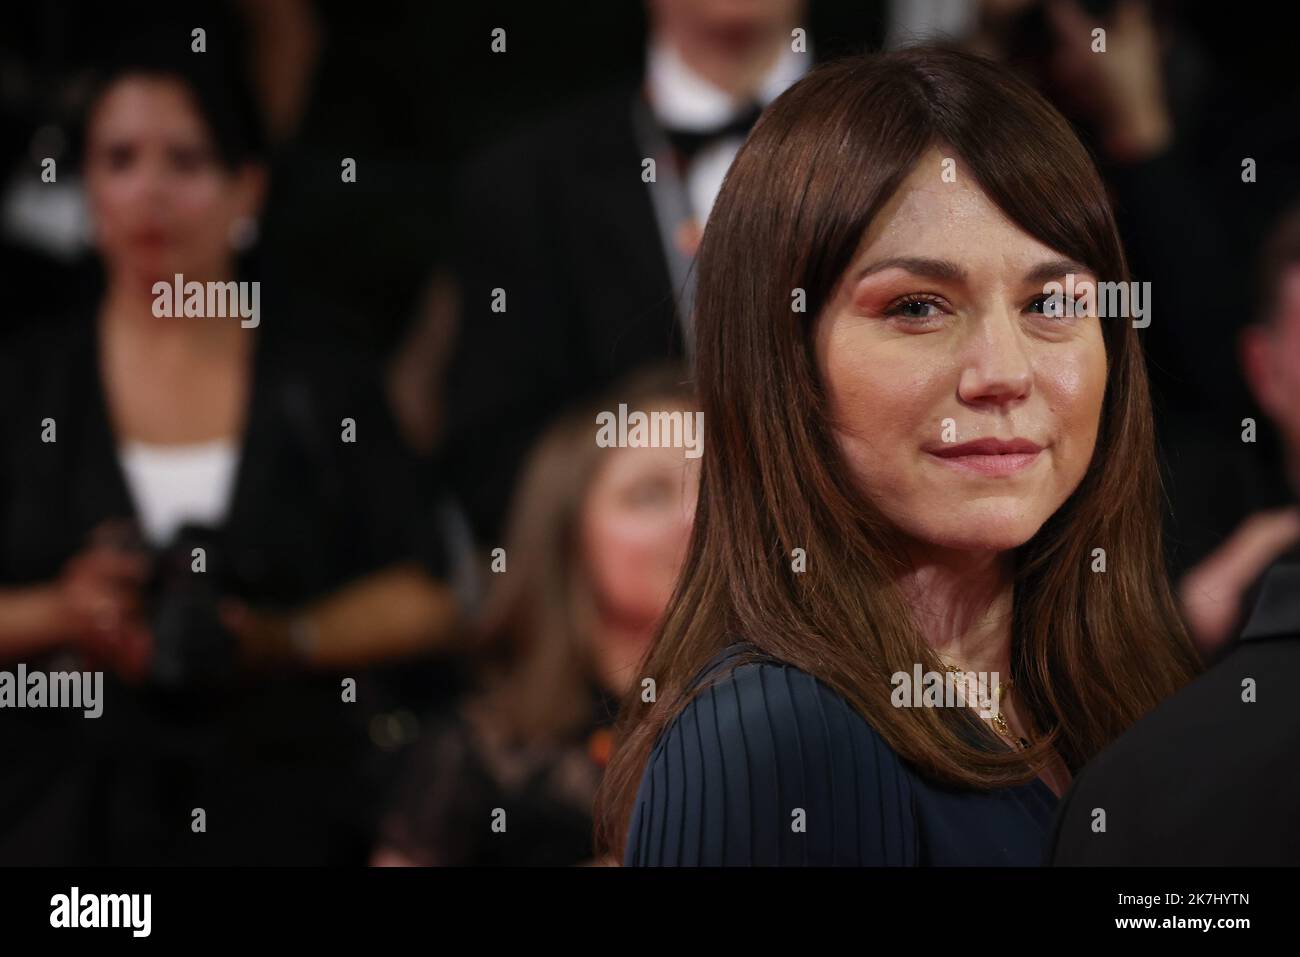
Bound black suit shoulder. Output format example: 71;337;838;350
442;83;677;542
1051;633;1300;865
449;84;641;241
458;84;639;180
625;645;918;866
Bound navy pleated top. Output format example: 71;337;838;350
624;642;1059;866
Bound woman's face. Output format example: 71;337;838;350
580;423;701;693
814;150;1108;554
84;75;263;290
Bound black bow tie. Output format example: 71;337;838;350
662;101;764;165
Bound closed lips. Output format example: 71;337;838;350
927;438;1043;457
923;438;1044;477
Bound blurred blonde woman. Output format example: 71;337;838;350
374;366;700;865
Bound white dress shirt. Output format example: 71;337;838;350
645;36;810;224
118;438;240;547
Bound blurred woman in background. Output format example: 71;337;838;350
373;367;699;866
0;32;456;864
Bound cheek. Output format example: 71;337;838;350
177;174;230;216
174;176;237;242
1039;338;1108;472
585;511;686;618
821;324;940;487
87;175;136;237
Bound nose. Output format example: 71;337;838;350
118;152;171;213
956;310;1033;408
140;159;172;212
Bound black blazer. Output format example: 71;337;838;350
441;84;685;544
624;642;1059;866
437;13;886;544
1050;541;1300;866
0;316;443;865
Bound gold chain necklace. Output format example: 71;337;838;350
943;664;1032;751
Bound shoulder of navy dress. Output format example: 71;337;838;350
624;650;918;866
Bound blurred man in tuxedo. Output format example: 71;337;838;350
1051;204;1300;865
441;0;821;544
1049;549;1300;865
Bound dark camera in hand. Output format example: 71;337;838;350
147;524;238;690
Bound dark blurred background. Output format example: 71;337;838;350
1;0;1298;866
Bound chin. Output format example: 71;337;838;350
913;505;1046;552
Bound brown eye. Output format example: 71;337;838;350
168;145;211;173
101;143;135;171
623;475;674;509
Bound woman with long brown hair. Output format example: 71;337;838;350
595;47;1201;866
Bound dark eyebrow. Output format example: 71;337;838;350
854;256;1095;287
856;257;967;283
1023;258;1094;285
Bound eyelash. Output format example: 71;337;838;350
885;293;947;322
883;292;1083;323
